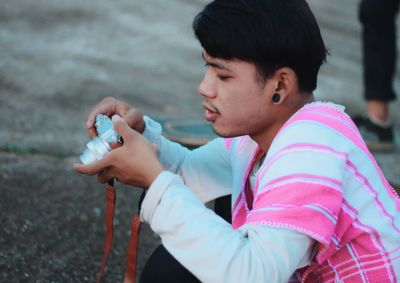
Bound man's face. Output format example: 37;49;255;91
199;52;276;138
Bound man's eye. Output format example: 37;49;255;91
217;75;230;81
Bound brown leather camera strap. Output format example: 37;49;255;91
96;184;142;283
96;186;116;283
123;214;141;283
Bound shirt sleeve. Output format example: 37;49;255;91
141;171;315;283
142;116;232;202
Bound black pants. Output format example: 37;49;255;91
140;195;231;283
140;245;201;283
359;0;399;102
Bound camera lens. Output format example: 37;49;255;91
80;137;111;165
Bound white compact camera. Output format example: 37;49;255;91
80;114;122;165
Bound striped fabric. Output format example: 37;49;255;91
230;102;400;282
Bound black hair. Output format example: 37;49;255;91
193;0;328;92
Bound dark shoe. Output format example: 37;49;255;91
353;115;394;152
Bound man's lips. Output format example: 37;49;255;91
202;102;219;114
202;102;219;121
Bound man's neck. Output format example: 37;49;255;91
252;93;314;153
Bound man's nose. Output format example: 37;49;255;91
198;69;217;98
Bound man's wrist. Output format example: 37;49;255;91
144;166;164;189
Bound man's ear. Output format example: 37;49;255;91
270;67;298;104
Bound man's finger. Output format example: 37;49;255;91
73;157;109;176
124;108;145;133
87;127;98;139
86;108;106;130
112;115;137;142
97;168;116;184
86;99;117;129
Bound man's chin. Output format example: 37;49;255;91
211;125;241;139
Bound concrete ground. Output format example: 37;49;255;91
1;0;399;282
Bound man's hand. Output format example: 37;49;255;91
86;97;145;139
74;115;164;189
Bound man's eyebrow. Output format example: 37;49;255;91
202;52;233;71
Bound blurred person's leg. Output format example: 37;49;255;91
360;0;398;108
355;0;399;150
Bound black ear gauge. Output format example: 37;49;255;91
272;93;281;103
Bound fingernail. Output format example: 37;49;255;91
112;115;122;122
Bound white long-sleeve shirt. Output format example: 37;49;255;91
140;116;314;283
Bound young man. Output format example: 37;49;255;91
75;0;400;282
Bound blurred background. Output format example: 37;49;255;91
1;0;399;282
